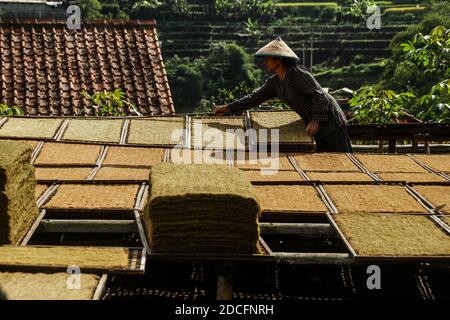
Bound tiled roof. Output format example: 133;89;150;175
0;19;175;116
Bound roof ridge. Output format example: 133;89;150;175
0;19;157;27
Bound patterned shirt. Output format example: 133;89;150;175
227;65;347;127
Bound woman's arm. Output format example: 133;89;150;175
225;77;277;114
290;67;330;122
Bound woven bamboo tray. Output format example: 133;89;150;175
62;119;124;144
191;117;246;149
292;153;359;171
102;146;165;167
0;246;144;273
42;184;140;210
354;154;427;173
0;117;63;139
253;185;328;213
234;152;293;170
377;172;446;183
127;117;185;146
412;185;450;214
305;171;374;182
93;167;150;181
243;170;304;183
412;154;450;173
35;167;93;181
0;272;100;300
324;184;427;214
332;213;450;257
169;148;228;165
35;143;102;166
249;110;313;144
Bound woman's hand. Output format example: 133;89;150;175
213;105;230;115
305;120;319;137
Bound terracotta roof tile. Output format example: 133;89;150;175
0;19;175;116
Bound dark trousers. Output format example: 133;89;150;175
315;125;353;153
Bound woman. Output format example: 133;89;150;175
214;37;352;152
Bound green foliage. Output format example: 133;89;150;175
200;42;262;98
81;89;140;117
267;98;291;110
417;79;450;122
165;55;204;114
212;82;254;105
0;104;23;116
383;0;450;88
165;42;263;113
401;25;450;78
243;18;262;39
345;0;375;17
349;87;415;124
215;0;279;18
132;0;162;10
77;0;104;19
314;62;384;90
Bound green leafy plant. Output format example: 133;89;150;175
244;18;262;39
132;0;163;10
401;25;450;79
349;87;415;124
417;79;450;122
212;81;254;106
399;25;450;121
0;104;23;116
81;89;141;117
215;0;278;18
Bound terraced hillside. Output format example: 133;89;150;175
156;1;425;67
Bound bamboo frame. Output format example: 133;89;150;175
184;115;191;148
325;213;358;258
36;183;59;208
20;210;47;246
119;119;130;145
287;154;310;180
0;117;7;128
92;274;108;300
273;252;353;265
30;141;45;164
259;223;334;235
53;119;70;141
403;185;436;214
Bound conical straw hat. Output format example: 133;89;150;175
255;37;299;60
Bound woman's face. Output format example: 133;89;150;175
264;57;282;73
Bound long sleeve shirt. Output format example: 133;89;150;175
227;65;347;128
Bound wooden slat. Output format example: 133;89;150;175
273;252;353;265
36;219;137;233
259;223;334;235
